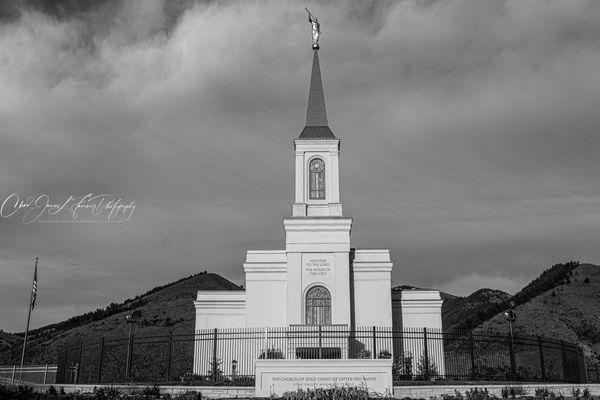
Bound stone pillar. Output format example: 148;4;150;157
400;290;445;378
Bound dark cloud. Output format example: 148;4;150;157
1;0;600;331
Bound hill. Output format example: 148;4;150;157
0;330;20;359
450;261;581;331
393;262;600;365
391;285;510;332
0;272;242;365
477;263;600;364
443;288;511;331
2;261;598;368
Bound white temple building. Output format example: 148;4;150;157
193;45;443;356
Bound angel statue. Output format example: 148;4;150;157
306;8;321;49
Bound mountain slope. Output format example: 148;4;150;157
449;261;581;331
392;262;600;365
0;330;20;359
477;263;600;363
443;288;511;331
3;262;598;368
392;285;510;332
0;272;242;365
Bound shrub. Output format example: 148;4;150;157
2;385;38;400
259;348;285;359
571;388;581;399
93;386;122;400
180;372;204;382
502;386;527;399
442;391;464;400
465;388;498;400
282;387;370;400
141;384;161;398
582;388;591;400
415;354;439;380
534;388;563;400
535;388;551;400
393;353;413;380
358;349;372;359
378;350;392;359
443;388;500;400
442;390;465;400
207;357;224;379
173;391;202;400
47;385;58;398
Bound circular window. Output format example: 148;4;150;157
310;158;325;173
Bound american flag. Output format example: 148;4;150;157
30;259;38;310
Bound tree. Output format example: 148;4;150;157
415;353;439;380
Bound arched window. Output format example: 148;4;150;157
305;285;331;325
309;158;326;199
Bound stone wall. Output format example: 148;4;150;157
393;384;600;399
27;383;600;398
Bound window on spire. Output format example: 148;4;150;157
309;158;325;200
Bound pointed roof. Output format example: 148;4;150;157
299;49;336;140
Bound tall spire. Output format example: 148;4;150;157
299;49;336;140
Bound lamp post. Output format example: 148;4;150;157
125;311;141;382
504;301;517;380
504;301;517;342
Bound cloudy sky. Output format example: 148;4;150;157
1;0;599;332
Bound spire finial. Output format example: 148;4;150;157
298;42;336;140
306;8;321;50
305;50;327;126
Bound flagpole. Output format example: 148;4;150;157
19;257;37;383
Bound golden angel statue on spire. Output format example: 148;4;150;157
306;8;321;49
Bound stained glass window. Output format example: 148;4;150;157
305;285;331;325
309;158;325;199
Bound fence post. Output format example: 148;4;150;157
423;328;429;381
75;341;83;384
211;328;218;381
62;347;69;384
372;326;377;359
43;364;48;384
469;331;476;380
507;333;516;380
96;338;105;384
126;332;134;382
560;340;568;382
318;325;323;359
577;346;589;383
537;336;546;381
263;327;268;355
166;330;173;382
11;365;16;385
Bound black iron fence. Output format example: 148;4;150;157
56;326;588;385
588;364;600;383
0;365;59;385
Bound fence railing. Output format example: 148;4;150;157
56;327;588;386
0;365;58;385
588;364;600;383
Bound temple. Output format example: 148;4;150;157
193;43;443;373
